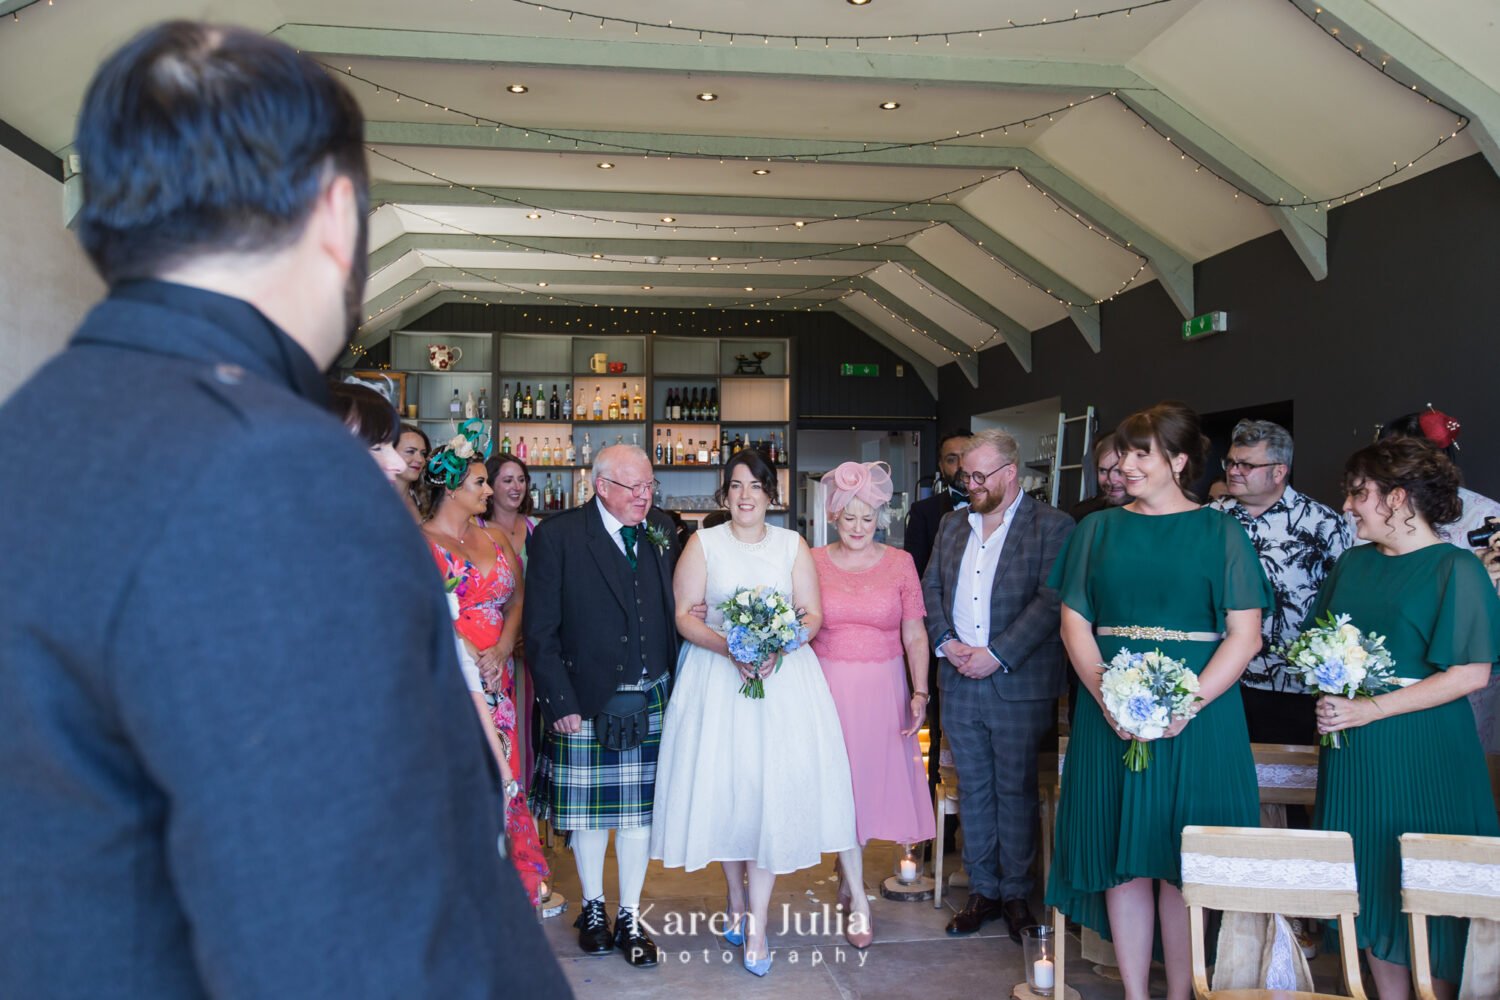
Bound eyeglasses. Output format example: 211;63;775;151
1221;458;1281;473
599;476;660;498
963;462;1014;487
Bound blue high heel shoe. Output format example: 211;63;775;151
722;913;746;948
742;943;772;978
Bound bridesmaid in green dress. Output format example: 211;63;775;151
1046;402;1271;1000
1309;438;1500;1000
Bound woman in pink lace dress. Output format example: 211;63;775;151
812;461;937;944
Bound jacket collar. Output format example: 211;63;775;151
73;280;330;406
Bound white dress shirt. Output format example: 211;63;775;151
941;491;1022;658
597;500;632;558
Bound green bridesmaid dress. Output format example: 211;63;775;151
1045;506;1272;939
1308;542;1500;982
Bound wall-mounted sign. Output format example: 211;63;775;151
840;363;879;377
1181;311;1228;341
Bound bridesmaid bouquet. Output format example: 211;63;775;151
1280;612;1401;748
1099;648;1201;771
718;586;809;699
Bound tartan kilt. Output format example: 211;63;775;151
530;676;666;830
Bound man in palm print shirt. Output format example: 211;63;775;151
1211;420;1350;745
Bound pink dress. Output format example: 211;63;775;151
811;545;937;845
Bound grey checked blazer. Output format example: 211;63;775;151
921;493;1075;704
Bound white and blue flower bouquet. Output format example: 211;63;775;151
1099;648;1201;771
717;586;809;699
1279;612;1401;748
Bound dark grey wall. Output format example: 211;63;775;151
936;153;1500;508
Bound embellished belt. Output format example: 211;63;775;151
1096;625;1223;643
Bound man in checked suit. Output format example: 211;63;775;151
922;428;1074;940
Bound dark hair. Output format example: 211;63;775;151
397;424;432;515
1115;401;1208;495
1342;437;1463;530
329;382;398;448
484;453;534;517
701;510;731;529
1379;411;1458;462
426;456;487;513
1092;432;1117;462
939;428;972;449
399;423;429;453
74;21;368;284
715;448;780;508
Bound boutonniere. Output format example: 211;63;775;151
642;522;671;555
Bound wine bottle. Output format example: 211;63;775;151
478;388;489;420
549;384;560;420
520;386;532;419
535;383;546;420
654;428;664;465
500;383;512;419
562;383;573;420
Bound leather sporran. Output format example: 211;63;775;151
594;690;650;752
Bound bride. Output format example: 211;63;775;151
651;449;860;976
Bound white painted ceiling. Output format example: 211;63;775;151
0;0;1495;377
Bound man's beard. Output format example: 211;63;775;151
968;488;1004;515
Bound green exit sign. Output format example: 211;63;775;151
840;363;880;377
1181;311;1228;340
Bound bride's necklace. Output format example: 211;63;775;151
728;524;770;548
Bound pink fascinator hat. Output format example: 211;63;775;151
822;460;894;518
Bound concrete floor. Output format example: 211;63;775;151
534;838;1177;999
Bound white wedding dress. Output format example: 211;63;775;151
651;523;857;874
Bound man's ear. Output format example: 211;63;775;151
313;173;360;271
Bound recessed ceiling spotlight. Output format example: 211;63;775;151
793;221;806;228
847;0;872;5
752;168;771;175
537;281;549;287
507;84;529;94
597;161;615;169
708;256;721;261
526;211;542;220
661;216;676;223
697;92;718;102
592;253;603;259
744;286;755;291
641;285;654;290
879;101;900;110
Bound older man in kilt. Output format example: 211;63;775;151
526;444;679;968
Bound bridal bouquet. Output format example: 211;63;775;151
718;586;809;699
1279;612;1401;748
1099;648;1201;771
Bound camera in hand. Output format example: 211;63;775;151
1467;516;1500;549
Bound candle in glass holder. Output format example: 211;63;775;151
898;857;917;882
1032;958;1055;989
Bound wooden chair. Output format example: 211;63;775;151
1250;743;1319;809
1180;826;1367;1000
1399;832;1500;1000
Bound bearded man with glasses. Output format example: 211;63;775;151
920;429;1074;941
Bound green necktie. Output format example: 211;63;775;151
619;525;638;570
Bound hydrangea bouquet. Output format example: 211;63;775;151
717;586;809;699
1279;612;1402;748
1099;648;1201;771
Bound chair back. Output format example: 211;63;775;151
1399;832;1500;922
1250;742;1319;807
1180;826;1359;919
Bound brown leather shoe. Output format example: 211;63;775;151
945;892;1004;936
1001;897;1037;944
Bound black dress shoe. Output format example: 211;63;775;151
574;899;614;955
1001;898;1037;945
945;892;1004;936
614;908;660;968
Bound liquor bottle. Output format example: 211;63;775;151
549;384;560;421
535;383;546;420
553;439;563;466
674;433;685;465
631;432;640;448
631;383;644;421
449;389;462;419
592;386;604;420
696;439;710;465
614;435;623;446
718;432;729;466
500;383;512;419
528;481;541;511
500;431;512;455
562;383;573;420
477;388;489;420
770;432;781;463
464;391;477;420
732;432;743;454
708;387;719;422
516;436;528;462
682;438;693;465
565;438;576;465
576;475;592;506
607;391;620;422
620;383;630;421
581;431;593;465
520;386;533;419
537;437;548;465
654;429;664;464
